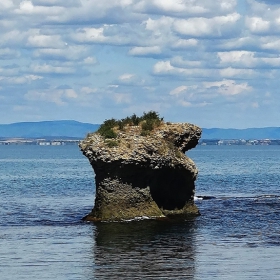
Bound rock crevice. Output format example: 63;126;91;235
80;122;202;222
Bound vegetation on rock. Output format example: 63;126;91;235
97;111;163;138
105;139;119;148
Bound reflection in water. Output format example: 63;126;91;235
91;219;196;279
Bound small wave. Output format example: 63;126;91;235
256;194;280;199
100;216;160;223
194;195;216;201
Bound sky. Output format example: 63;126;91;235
1;0;280;128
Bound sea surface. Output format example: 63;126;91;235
0;145;280;279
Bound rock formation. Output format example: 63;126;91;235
80;118;201;222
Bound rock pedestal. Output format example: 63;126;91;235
80;122;201;222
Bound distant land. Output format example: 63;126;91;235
0;120;280;140
0;120;99;139
202;127;280;140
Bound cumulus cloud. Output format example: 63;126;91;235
31;0;80;7
128;46;161;56
1;0;280;127
153;60;220;78
168;79;252;109
0;48;20;59
83;56;98;65
72;27;107;43
119;73;135;81
171;39;198;49
204;80;252;96
31;64;75;74
16;1;64;16
173;13;241;38
24;88;78;105
218;51;280;68
169;85;211;108
33;46;91;62
134;0;237;17
0;0;14;11
27;34;65;48
246;17;271;34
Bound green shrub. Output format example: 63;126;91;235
141;119;154;131
131;113;141;125
140;130;150;136
140;112;163;134
97;111;163;138
97;118;118;138
106;140;119;148
142;111;163;122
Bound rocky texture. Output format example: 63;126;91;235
79;122;202;222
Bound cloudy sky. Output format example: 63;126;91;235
1;0;280;128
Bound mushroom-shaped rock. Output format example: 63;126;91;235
80;120;202;222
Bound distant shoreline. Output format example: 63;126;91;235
200;139;280;146
0;138;81;146
1;138;280;146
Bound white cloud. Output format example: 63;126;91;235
218;51;280;68
24;88;77;105
173;13;241;38
83;56;97;65
31;0;80;7
16;0;64;15
219;67;257;78
171;56;202;68
72;28;106;43
27;34;65;48
170;86;188;96
33;46;91;61
0;0;14;11
1;0;280;127
113;93;132;104
0;30;26;47
261;37;280;51
204;80;252;96
0;48;20;59
134;0;237;17
80;87;97;94
171;39;198;49
119;73;135;81
169;85;212;108
0;74;42;85
153;61;175;74
153;60;219;78
31;64;75;74
246;17;271;34
128;46;161;56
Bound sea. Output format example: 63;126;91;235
0;144;280;279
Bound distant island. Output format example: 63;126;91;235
0;120;280;145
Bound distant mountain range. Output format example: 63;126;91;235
0;120;280;140
0;120;99;139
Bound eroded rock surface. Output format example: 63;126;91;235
80;122;202;222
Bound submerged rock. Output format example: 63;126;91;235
79;121;201;222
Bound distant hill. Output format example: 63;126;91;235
0;120;100;138
0;121;280;140
202;127;280;140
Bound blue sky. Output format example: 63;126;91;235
1;0;280;128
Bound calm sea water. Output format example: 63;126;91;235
0;145;280;279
